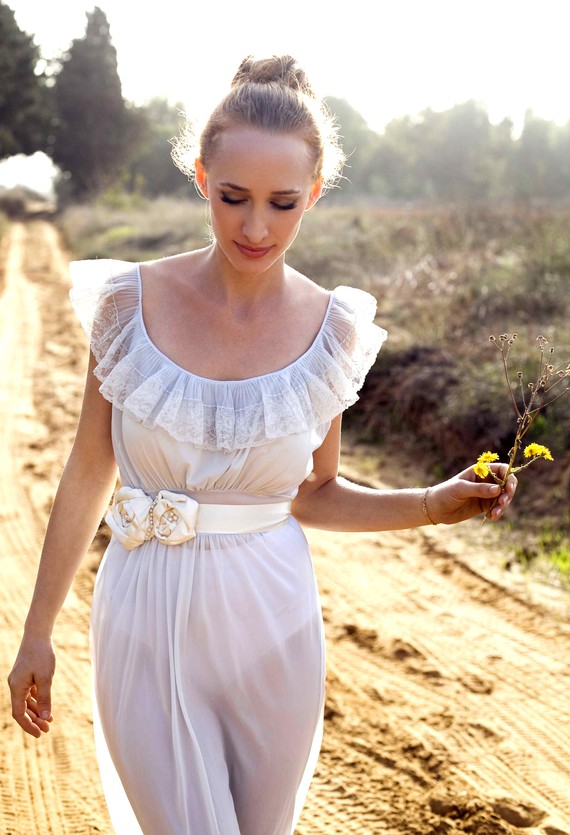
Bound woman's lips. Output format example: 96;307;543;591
235;242;273;259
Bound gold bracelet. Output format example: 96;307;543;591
422;487;438;525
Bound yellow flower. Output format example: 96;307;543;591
474;461;491;479
477;451;499;464
524;443;554;461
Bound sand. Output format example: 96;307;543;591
1;220;569;834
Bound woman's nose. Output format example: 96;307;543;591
242;209;268;243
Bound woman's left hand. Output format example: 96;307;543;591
427;463;517;525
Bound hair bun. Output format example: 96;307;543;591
231;55;316;98
172;53;346;192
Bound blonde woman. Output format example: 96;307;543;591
9;55;516;835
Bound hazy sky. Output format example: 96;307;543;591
2;0;568;192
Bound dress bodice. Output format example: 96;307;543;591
69;260;387;501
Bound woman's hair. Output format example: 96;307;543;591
171;55;345;191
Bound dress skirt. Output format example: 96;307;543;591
90;517;326;835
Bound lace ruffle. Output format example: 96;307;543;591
69;260;387;451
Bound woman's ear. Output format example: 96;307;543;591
195;159;209;198
305;177;323;211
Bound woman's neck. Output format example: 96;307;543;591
198;243;289;311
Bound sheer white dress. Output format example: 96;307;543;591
69;260;386;835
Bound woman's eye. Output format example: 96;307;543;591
219;193;297;211
220;193;245;205
272;201;297;211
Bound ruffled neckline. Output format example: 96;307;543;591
69;259;387;451
134;263;336;385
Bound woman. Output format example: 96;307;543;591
8;55;516;834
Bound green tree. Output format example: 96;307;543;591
0;2;52;159
421;102;495;200
51;6;137;198
124;98;188;196
362;104;519;202
551;121;570;199
511;112;557;201
487;117;515;201
324;97;379;196
366;115;427;200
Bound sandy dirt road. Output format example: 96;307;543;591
1;221;570;835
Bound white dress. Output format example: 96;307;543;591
69;260;386;835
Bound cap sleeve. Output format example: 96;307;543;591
323;284;387;409
69;259;139;362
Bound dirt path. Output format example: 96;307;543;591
1;221;569;835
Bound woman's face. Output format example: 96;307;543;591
196;126;322;276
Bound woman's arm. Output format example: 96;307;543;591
292;415;516;531
8;350;118;737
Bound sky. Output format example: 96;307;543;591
1;0;568;194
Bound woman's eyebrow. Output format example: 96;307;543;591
219;181;301;196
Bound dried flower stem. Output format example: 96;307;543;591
480;334;569;521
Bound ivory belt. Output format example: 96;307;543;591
106;486;292;550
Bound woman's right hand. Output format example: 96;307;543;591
8;635;55;738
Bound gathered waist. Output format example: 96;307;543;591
105;486;292;550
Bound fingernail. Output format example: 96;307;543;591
41;711;50;719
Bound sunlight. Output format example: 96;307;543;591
0;153;57;196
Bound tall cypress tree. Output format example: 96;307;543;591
0;2;51;159
52;7;134;197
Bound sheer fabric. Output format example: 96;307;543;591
70;260;386;834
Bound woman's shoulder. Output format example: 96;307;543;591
286;265;329;299
139;249;207;281
286;267;380;330
138;249;211;306
69;258;140;354
284;267;331;331
284;269;386;392
287;265;376;306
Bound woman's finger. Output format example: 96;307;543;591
25;701;52;733
26;695;40;717
32;676;53;722
11;693;43;738
487;473;517;520
460;478;502;500
489;462;510;480
25;693;52;726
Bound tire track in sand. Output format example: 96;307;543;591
0;223;110;834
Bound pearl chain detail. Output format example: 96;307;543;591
143;500;180;541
